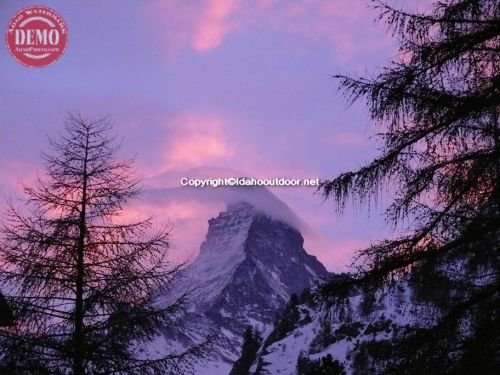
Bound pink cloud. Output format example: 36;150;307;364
191;0;237;52
0;160;39;200
123;197;222;264
162;114;234;170
140;0;241;55
140;0;389;59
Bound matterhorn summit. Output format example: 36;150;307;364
153;201;329;374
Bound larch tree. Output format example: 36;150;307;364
0;115;206;374
320;0;499;372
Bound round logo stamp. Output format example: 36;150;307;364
6;5;68;68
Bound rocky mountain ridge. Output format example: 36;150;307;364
153;201;329;374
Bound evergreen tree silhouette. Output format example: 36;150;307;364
320;0;500;372
0;115;208;374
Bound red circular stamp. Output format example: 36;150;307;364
5;5;68;68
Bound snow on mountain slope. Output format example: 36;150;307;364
250;216;500;375
154;201;330;374
181;203;255;310
251;276;441;375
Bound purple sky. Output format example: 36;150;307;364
0;0;431;271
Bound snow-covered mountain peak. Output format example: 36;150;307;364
182;202;258;309
157;200;330;373
183;201;326;310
